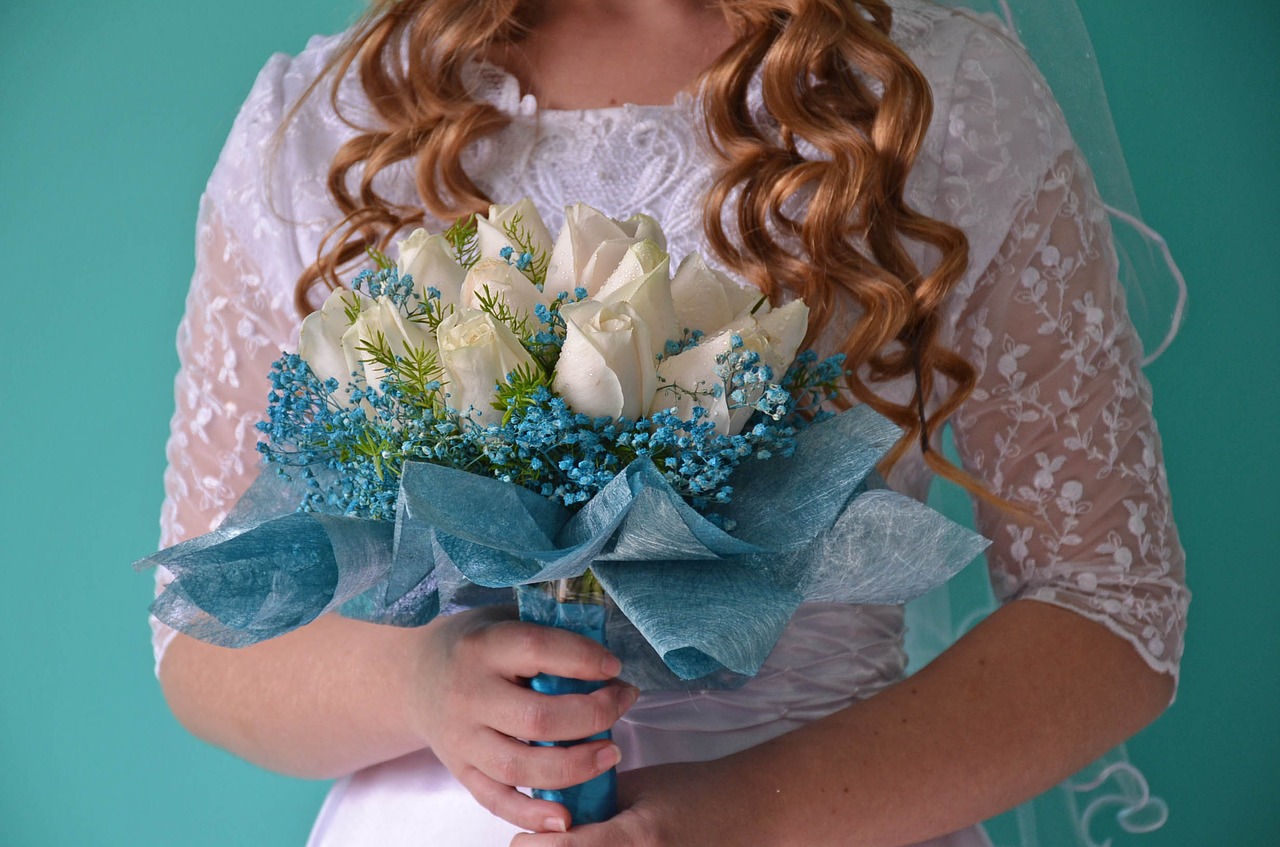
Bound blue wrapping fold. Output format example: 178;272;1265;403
137;406;990;686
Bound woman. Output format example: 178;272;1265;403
152;0;1188;844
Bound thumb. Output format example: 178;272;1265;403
509;813;643;847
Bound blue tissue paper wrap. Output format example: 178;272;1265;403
138;405;990;688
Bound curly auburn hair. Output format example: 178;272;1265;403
289;0;989;499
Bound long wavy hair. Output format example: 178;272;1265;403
290;0;988;498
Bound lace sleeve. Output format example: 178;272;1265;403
150;199;301;675
943;147;1190;686
150;51;314;676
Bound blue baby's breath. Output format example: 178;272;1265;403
257;264;849;521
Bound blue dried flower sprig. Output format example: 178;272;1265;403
469;386;799;512
256;351;834;521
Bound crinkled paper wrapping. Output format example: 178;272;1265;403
138;406;990;688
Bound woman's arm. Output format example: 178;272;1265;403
515;599;1170;847
156;201;634;834
514;84;1187;844
160;607;635;834
734;600;1173;844
160;614;439;780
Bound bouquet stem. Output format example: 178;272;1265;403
516;573;619;826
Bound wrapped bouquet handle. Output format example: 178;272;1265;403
517;579;619;825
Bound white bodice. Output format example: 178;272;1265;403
151;4;1188;842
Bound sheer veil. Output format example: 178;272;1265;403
906;3;1182;845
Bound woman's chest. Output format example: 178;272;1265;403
460;109;720;265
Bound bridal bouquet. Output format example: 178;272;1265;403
139;199;989;824
267;198;820;524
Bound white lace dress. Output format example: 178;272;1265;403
152;1;1188;844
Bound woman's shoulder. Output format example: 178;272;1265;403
889;0;1046;81
889;0;1080;279
201;30;367;293
217;30;362;165
248;30;353;106
890;0;1074;162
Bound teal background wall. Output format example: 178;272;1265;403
1;1;1274;844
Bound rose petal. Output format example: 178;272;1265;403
397;229;466;307
298;289;366;395
476;198;554;264
462;258;551;321
437;309;534;426
670;254;768;337
554;300;656;420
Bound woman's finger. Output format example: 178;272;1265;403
472;727;622;791
477;678;639;742
455;765;572;834
470;620;624;681
508;811;649;847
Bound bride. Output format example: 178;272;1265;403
151;0;1188;844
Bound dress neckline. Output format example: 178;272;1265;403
463;56;701;120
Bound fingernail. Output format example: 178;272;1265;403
596;743;621;770
543;817;567;833
601;654;622;677
619;685;640;710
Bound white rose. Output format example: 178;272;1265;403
553;299;657;420
461;257;552;321
596;242;678;360
544;204;669;299
670;253;768;337
753;299;809;374
475;198;554;263
437;308;535;426
298;288;367;396
624;213;667;252
397;228;466;307
649;327;742;434
341;296;440;391
595;238;666;298
650;299;809;435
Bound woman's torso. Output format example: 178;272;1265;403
218;2;1082;843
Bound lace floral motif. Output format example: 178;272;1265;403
943;148;1187;678
153;0;1186;685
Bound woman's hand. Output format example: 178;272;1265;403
513;602;1175;847
509;760;742;847
416;606;640;833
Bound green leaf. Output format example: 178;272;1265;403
366;245;396;271
474;285;534;340
502;212;551;287
445;214;480;270
343;291;363;325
